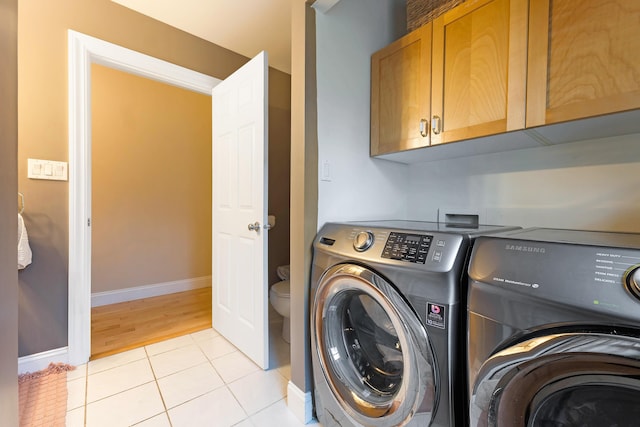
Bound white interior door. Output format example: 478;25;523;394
212;52;269;369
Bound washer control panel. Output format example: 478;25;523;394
382;232;433;264
316;222;469;272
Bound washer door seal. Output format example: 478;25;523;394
470;333;640;426
312;263;438;426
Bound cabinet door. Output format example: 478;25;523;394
527;0;640;127
431;0;528;145
371;23;432;156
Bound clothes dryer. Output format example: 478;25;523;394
310;221;519;427
468;228;640;427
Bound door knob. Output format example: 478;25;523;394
248;221;261;231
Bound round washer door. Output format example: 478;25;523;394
312;263;437;427
470;333;640;427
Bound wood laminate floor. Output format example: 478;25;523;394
91;287;212;360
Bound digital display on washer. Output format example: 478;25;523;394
382;232;432;263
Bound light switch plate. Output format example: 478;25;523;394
28;158;68;181
321;160;332;182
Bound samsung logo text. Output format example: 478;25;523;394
505;244;546;253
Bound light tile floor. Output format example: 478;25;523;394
66;322;318;427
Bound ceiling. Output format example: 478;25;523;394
112;0;293;74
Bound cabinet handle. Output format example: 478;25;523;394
431;116;441;135
419;119;429;137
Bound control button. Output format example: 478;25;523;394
353;231;374;252
436;240;446;247
432;250;443;262
624;265;640;301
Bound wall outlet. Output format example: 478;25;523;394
28;158;68;181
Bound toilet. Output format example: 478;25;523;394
270;265;291;343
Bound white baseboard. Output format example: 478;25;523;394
18;347;69;375
91;276;211;307
287;381;315;424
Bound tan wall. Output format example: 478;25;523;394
18;0;291;356
91;64;212;292
0;0;19;423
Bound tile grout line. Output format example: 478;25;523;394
82;363;88;427
189;331;255;423
69;328;294;427
145;331;241;423
84;360;156;406
144;344;173;426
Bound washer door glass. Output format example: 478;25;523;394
470;333;640;427
313;264;437;426
530;383;640;426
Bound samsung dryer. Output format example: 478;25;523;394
467;228;640;427
310;221;519;427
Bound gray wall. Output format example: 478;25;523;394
316;0;408;228
299;0;406;400
0;0;19;423
407;133;640;232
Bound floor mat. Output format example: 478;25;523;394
18;363;75;427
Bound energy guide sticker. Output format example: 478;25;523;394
427;302;446;329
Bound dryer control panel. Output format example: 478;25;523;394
468;227;640;323
382;232;433;264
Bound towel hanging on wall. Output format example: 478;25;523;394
18;213;32;270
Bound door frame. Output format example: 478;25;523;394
67;30;220;365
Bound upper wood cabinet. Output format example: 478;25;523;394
370;0;640;162
527;0;640;127
371;23;432;156
430;0;528;146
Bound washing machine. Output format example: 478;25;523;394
467;228;640;427
310;220;519;427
